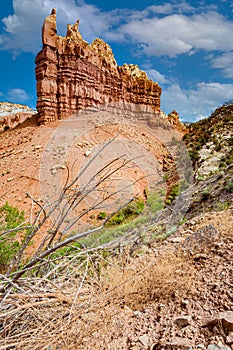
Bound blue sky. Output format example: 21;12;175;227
0;0;233;121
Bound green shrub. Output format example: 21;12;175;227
215;143;222;152
109;212;125;225
108;198;145;226
126;199;145;215
182;133;190;141
147;190;165;213
165;184;180;205
97;211;107;220
217;201;230;211
228;136;233;146
226;181;233;193
202;187;210;200
0;202;26;271
219;161;227;169
225;149;233;165
189;150;199;162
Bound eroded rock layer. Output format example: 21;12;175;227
35;9;162;124
0;102;36;131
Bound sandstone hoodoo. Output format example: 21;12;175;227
35;9;162;124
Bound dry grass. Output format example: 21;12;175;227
104;251;194;310
0;249;194;349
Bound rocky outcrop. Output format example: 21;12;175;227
167;110;187;133
0;102;36;131
35;9;162;124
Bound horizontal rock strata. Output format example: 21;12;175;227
35;9;162;124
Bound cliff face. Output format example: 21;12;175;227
35;9;162;124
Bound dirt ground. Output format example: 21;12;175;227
0;112;179;220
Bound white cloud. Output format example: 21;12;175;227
0;0;116;53
1;1;233;59
145;4;175;15
145;69;170;85
7;88;30;102
210;52;233;78
119;11;233;57
127;2;195;20
161;82;233;121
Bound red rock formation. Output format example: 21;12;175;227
35;9;162;124
167;110;187;133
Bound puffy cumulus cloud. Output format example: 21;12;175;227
1;1;233;59
145;69;170;85
119;11;233;57
161;82;233;121
7;88;31;102
0;0;117;53
210;52;233;78
1;0;51;53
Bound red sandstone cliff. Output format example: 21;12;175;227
35;9;162;124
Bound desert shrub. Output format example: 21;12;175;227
215;143;222;152
225;149;233;165
97;211;107;220
228;136;233;146
226;181;233;193
0;248;195;349
217;201;230;211
182;133;190;141
199;134;207;146
0;202;26;271
108;198;145;226
147;189;165;213
126;198;145;215
219;161;227;169
165;184;180;205
189;149;199;162
202;187;211;200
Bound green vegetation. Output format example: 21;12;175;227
214;143;222;152
147;189;165;213
202;187;211;200
97;211;107;220
226;181;233;193
217;201;230;211
183;102;233;167
225;148;233;166
0;202;28;271
219;161;227;169
80;215;149;248
108;198;145;226
228;136;233;146
165;184;180;205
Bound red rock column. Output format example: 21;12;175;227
35;47;58;123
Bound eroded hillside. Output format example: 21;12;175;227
0;103;232;349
